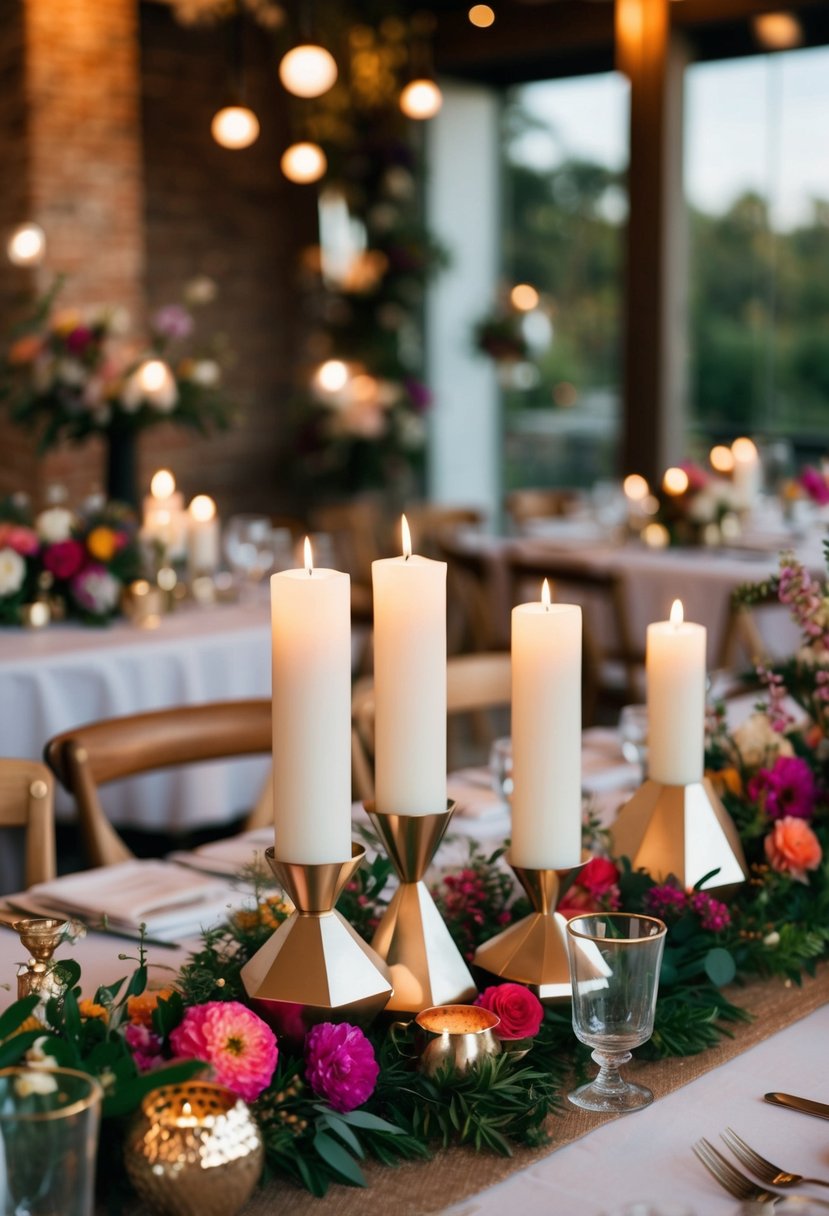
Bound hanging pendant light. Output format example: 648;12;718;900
399;12;442;121
400;78;443;120
7;222;46;266
281;141;327;184
210;16;260;150
279;43;338;98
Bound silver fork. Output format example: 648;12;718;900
723;1128;829;1191
693;1139;829;1209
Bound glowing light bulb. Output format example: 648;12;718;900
150;469;176;500
7;222;46;266
211;106;260;150
710;444;735;474
753;11;802;49
469;4;495;27
400;79;443;121
316;359;349;392
280;142;327;184
662;466;689;496
623;473;649;502
279;44;338;99
510;283;539;312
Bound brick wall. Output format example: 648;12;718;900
0;0;315;515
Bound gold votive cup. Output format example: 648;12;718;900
413;1004;501;1077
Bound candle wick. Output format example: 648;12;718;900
404;552;409;562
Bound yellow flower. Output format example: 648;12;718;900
706;766;743;799
86;526;118;562
51;309;82;336
177;357;195;378
78;999;109;1024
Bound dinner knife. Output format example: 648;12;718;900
765;1092;829;1121
0;901;181;950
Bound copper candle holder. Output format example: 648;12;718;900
366;803;477;1015
473;857;584;1002
240;843;393;1034
610;777;747;891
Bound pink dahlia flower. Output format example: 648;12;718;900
42;539;85;581
747;755;818;821
170;1000;278;1103
305;1022;379;1112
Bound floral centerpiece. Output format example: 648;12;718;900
653;461;743;547
0;496;142;625
1;276;231;505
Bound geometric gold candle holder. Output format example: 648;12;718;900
366;802;477;1015
610;777;747;891
473;857;585;1003
240;843;393;1036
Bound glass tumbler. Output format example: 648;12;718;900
0;1066;102;1216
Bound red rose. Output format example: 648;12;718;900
43;539;85;581
474;983;544;1040
579;857;621;897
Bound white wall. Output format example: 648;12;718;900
425;81;501;521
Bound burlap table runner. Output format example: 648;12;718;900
116;966;829;1215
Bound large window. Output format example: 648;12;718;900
686;47;829;466
500;73;628;490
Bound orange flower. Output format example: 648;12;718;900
86;526;118;562
706;766;743;799
127;987;175;1028
233;897;291;934
78;999;109;1024
764;816;823;884
8;334;43;365
51;309;81;336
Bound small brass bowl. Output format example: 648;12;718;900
124;1082;263;1216
414;1004;502;1077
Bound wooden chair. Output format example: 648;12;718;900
310;500;391;585
717;587;784;671
505;488;582;532
402;503;485;558
435;532;506;654
45;700;272;868
0;759;56;887
351;651;511;802
505;550;644;725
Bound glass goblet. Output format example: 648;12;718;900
223;515;275;599
618;704;649;782
566;912;667;1113
488;736;513;801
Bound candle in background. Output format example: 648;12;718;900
187;494;220;575
646;598;706;786
731;437;761;509
271;537;352;863
142;469;187;559
372;515;446;816
511;580;582;869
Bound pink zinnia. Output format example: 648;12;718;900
170;1000;278;1103
42;539;85;581
747;755;817;821
799;466;829;506
0;524;39;556
305;1022;378;1113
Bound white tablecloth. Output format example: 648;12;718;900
0;600;273;831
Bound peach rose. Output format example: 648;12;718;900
8;334;43;365
764;816;823;883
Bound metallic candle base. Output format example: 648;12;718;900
473;858;583;1003
240;843;393;1034
366;802;477;1015
610;777;747;891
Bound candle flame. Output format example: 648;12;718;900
189;494;216;522
150;468;175;500
541;578;551;609
304;536;314;575
401;513;412;560
731;436;758;462
670;598;684;626
182;1101;192;1117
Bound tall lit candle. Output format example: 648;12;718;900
143;469;186;559
372;515;446;815
271;537;352;863
187;495;220;575
511;580;582;869
731;437;760;509
646;599;706;786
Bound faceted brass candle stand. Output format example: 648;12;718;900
366;802;477;1015
240;843;392;1034
13;917;69;1004
474;858;584;1003
610;776;747;891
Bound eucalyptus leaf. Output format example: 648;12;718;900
704;946;737;987
312;1130;367;1187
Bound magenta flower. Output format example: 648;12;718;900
70;563;120;615
65;325;95;357
125;1022;164;1073
170;1000;278;1102
747;755;818;821
680;460;709;492
689;890;731;932
42;539;85;581
305;1022;378;1113
799;466;829;506
644;881;688;919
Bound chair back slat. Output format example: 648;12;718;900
0;759;56;887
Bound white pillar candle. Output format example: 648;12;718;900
372;515;446;815
271;539;352;863
511;581;582;869
142;469;187;560
187;495;220;574
731;436;761;509
646;598;706;786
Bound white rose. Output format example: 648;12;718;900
14;1068;58;1097
26;1036;60;1071
56;358;85;387
36;507;74;543
120;371;143;413
189;359;220;388
184;275;218;305
732;711;794;768
0;548;25;597
688;488;717;524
